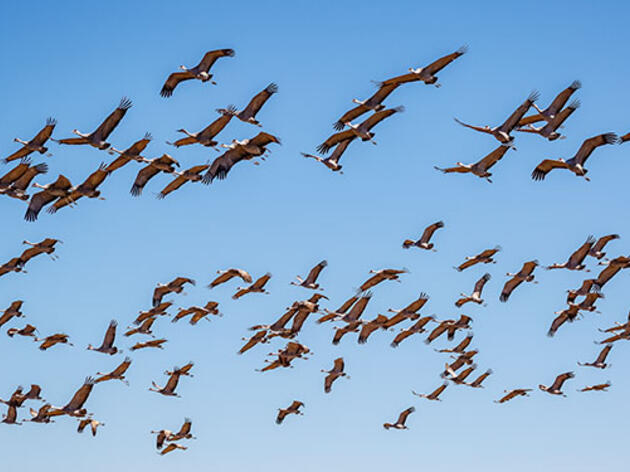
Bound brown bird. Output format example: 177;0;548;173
598;328;630;344
322;358;349;393
425;315;472;344
47;163;110;214
468;369;493;388
165;362;194;378
157;164;210;199
220;83;277;127
444;350;479;373
28;403;55;423
402;221;444;250
233;273;272;299
455;273;491;307
518;80;581;127
332;320;363;345
379;46;467;88
494;388;532;404
0;258;26;278
383;407;415;430
547;236;595;270
357;314;389;344
0;386;26;407
238;329;269;355
442;363;477;385
579;381;611;393
95;357;132;385
578;344;613;369
125;317;157;337
333;83;400;130
1;405;22;425
134;301;173;326
151;429;172;450
359;268;408;291
7;323;38;338
149;371;182;397
532;133;619;181
0;159;48;200
0;300;25;328
53;97;132;150
454;91;540;148
209;268;252;288
291;260;328;290
5;118;56;163
203;132;281;183
384;293;430;328
168;418;196;442
316;106;404;154
435;145;511;182
301;137;352;173
276;401;304;424
130;339;167;351
516;99;580;141
500;260;539;302
130;154;180;196
36;333;73;350
592;256;630;290
566;279;597;304
436;332;473;354
455;247;500;271
539;372;574;396
77;417;105;436
172;302;220;325
21;384;44;402
589;234;620;260
160;48;235;97
620;132;630;143
325;291;373;324
159;443;188;455
153;277;196;306
87;320;119;355
412;382;447;401
317;295;359;324
106;132;152;172
167;108;235;148
24;174;73;221
249;306;298;333
19;238;62;263
59;377;95;417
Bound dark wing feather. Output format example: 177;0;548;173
161;72;194;97
419;221;444;244
92;97;132;141
12;164;49;191
546;80;581;115
316;130;355;155
572;133;618;166
131;165;160;196
359;106;404;132
240;83;278;120
196;48;235;72
423;46;468;75
158;175;188;199
531;159;569;181
475;145;510;171
500;91;539;132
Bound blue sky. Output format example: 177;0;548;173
1;1;629;470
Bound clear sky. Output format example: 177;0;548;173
1;1;629;470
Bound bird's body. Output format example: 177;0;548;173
233;273;272;299
48;164;110;214
333;83;399;130
578;344;613;369
291;261;328;290
435;145;511;182
130;154;180;196
220;83;277;127
24;174;73;221
153;277;195;306
402;221;444;250
87;320;118;355
106;132;152;172
0;159;49;201
158;164;209;199
518;80;581;127
495;388;532;404
130;339;167;351
455;247;500;271
539;372;574;396
500;260;538;302
95;357;132;384
412;382;447;401
168;108;235;149
160;49;235;97
5;118;56;163
322;358;348;393
383;407;415;430
276;400;304;424
455;273;490;307
517;99;579;141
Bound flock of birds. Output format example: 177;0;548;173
2;45;630;453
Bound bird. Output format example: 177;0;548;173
434;145;511;182
151;429;172;449
454;91;540;148
53;97;132;150
168;418;196;442
172;302;220;325
316;106;404;154
1;405;22;425
516;99;580;140
494;388;532;404
249;305;299;332
276;401;304;424
0;386;27;407
130;154;180;196
160;48;235;97
0;300;25;328
578;381;611;393
426;315;472;343
291;260;328;289
23;384;45;402
24;174;73;221
36;333;73;350
301;137;353;173
444;350;479;373
592;256;630;290
106;132;152;173
28;404;55;423
130;339;167;351
124;317;157;337
589;234;620;260
159;443;188;455
220;83;278;127
47;163;110;214
518;80;581;126
208;268;252;288
77;417;105;436
620;132;630;143
322;358;348;393
333;82;400;130
238;329;269;355
442;363;477;385
19;238;61;263
7;323;38;338
332;320;363;345
578;344;613;369
455;247;501;271
546;236;595;270
202;132;281;183
455;273;491;307
384;293;431;329
5;118;56;163
468;369;493;388
157;164;210;199
153;277;196;307
322;291;372;324
134;301;173;325
531;133;619;181
149;370;182;397
539;372;575;396
317;295;360;324
232;273;272;299
500;260;538;302
167;107;236;149
94;357;132;385
435;332;473;354
383;407;415;430
58;377;95;417
412;382;448;401
566;279;598;304
357;314;390;344
378;46;467;88
86;320;119;355
0;159;49;201
0;258;26;278
359;268;407;291
164;363;194;378
402;221;444;250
